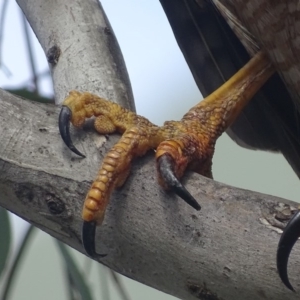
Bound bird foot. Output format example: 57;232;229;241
59;51;274;258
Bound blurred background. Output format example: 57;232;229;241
0;0;300;299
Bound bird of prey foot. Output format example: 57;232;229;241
59;50;274;258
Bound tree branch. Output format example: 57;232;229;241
3;0;298;299
17;0;134;108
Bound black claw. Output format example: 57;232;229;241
157;155;201;211
58;106;85;157
82;221;107;258
277;210;300;292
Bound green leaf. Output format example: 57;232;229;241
109;269;131;300
0;208;11;278
56;241;94;300
1;225;36;300
64;266;77;300
97;264;110;300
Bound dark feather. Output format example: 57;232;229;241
159;0;300;178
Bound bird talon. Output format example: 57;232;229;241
277;210;300;291
58;106;86;158
82;221;107;258
157;154;201;211
60;50;273;258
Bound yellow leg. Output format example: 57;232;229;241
59;51;274;258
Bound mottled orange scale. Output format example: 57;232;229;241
121;137;132;145
103;163;115;172
99;169;108;175
104;157;118;167
117;143;130;151
88;188;102;201
84;198;100;211
97;175;109;183
156;149;167;158
94;115;116;134
107;151;121;159
82;209;94;222
72;111;86;127
84;105;94;118
164;140;184;149
113;146;125;154
92;181;107;192
115;169;130;188
156;140;183;158
126;132;137;139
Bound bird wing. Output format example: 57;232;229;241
159;0;300;177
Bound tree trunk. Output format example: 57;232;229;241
1;0;297;299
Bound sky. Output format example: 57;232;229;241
1;0;300;299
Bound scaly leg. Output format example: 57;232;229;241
59;51;274;258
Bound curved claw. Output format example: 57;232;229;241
58;106;85;157
82;221;107;258
277;210;300;291
157;154;201;211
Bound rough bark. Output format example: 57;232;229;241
0;0;297;299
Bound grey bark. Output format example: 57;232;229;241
18;0;134;109
0;0;297;299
